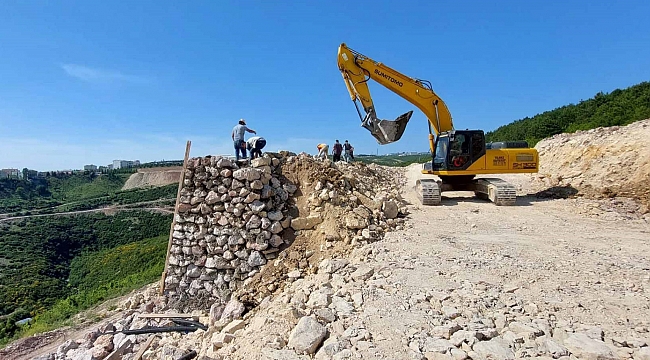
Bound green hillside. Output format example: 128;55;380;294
0;212;171;345
47;173;130;202
0;173;176;214
486;81;650;146
21;235;168;339
0;173;132;213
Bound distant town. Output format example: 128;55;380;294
1;152;430;181
0;159;183;180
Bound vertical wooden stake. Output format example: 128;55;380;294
160;140;191;295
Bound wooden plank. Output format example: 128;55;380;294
133;335;156;360
159;140;192;295
105;339;132;360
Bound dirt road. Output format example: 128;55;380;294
339;167;650;358
0;203;173;223
227;166;650;359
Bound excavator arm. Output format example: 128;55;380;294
337;43;454;147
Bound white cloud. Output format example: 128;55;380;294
61;64;148;84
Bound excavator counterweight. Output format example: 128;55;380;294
362;111;413;144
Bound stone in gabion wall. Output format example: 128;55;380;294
163;154;296;302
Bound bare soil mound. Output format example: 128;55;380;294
122;167;182;190
531;119;650;206
237;155;408;306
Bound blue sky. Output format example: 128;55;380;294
1;1;649;170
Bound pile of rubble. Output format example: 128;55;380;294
164;152;408;309
25;152;409;360
192;254;650;360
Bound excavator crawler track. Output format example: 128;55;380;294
474;178;517;206
416;179;441;206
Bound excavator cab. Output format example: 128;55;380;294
362;111;413;144
430;130;486;172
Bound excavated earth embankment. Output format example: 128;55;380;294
529;119;650;209
122;167;183;190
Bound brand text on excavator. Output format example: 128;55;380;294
374;69;403;87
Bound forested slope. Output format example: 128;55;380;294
486;81;650;145
0;212;171;345
0;173;176;214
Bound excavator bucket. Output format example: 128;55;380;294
362;111;413;144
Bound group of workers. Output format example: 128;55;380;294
231;119;266;161
231;119;356;163
316;139;355;162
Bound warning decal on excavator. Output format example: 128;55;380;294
513;163;537;169
493;156;506;166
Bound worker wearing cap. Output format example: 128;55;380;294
232;119;256;161
316;143;329;160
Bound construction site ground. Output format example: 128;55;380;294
210;166;649;360
4;120;650;360
355;167;650;358
7;168;649;360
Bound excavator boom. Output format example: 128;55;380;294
337;43;453;145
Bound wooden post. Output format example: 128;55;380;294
160;140;191;295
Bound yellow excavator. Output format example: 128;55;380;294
337;43;539;205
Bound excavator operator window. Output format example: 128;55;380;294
433;137;449;169
470;132;486;163
449;134;470;169
450;134;466;156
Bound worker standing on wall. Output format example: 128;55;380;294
231;119;256;161
332;140;343;162
343;140;354;162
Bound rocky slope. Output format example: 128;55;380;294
530;119;650;208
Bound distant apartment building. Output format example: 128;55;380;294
22;168;38;180
0;168;21;179
112;160;141;169
84;164;98;171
